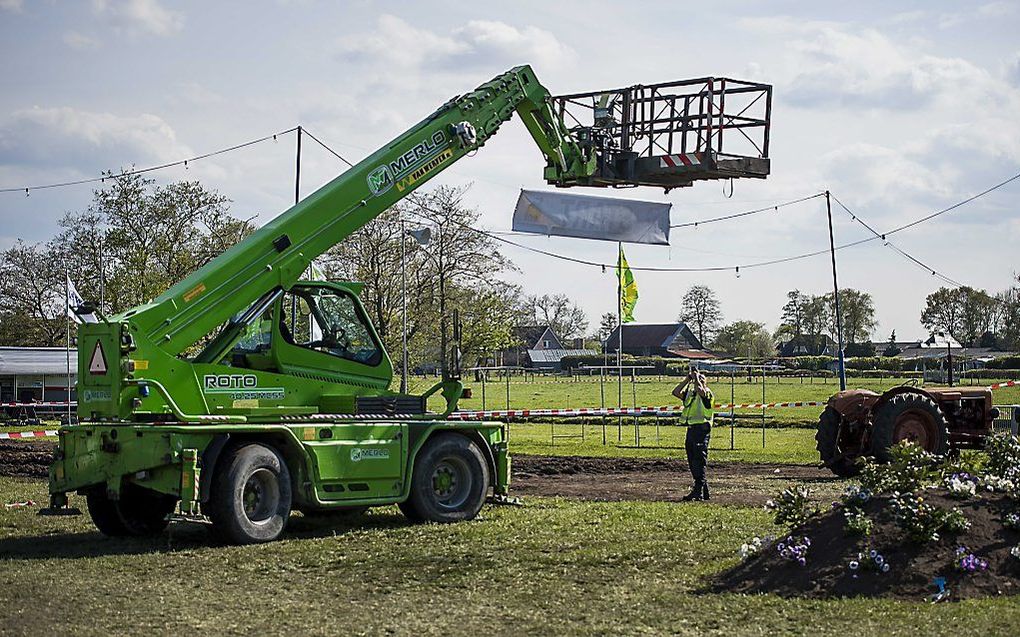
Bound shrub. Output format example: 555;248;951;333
859;442;940;494
985;355;1020;370
984;433;1020;487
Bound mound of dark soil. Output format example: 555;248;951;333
713;491;1020;600
0;440;55;478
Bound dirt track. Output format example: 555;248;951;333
511;454;840;507
0;440;840;508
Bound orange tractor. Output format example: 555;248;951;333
815;386;1000;476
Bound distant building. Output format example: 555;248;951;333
499;325;563;368
0;347;77;402
603;323;713;359
777;334;837;357
496;326;595;370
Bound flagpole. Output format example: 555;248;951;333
65;269;71;424
617;242;623;441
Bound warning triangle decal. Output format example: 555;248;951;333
89;341;108;375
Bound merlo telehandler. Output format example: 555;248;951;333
46;67;772;542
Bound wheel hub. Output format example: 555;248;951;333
431;458;470;509
242;468;280;523
893;410;934;450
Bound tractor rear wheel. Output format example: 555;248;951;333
870;392;949;462
86;484;176;537
815;406;861;477
208;444;292;544
401;432;490;523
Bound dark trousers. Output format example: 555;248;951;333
685;423;711;495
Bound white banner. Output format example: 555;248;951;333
512;189;671;245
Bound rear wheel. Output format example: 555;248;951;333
815;406;862;477
208;444;292;544
86;484;176;537
871;393;949;462
402;433;490;523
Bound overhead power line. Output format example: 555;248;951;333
0;126;300;194
668;192;825;228
829;194;965;288
405;171;1020;275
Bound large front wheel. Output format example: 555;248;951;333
208;444;292;544
400;433;490;523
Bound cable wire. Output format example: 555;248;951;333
0;126;301;194
301;128;355;168
669;192;825;228
830;193;965;288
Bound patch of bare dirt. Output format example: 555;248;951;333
0;440;55;478
511;454;839;508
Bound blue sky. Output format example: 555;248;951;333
1;0;1018;339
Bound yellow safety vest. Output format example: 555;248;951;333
683;388;714;425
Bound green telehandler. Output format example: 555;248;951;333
46;66;772;543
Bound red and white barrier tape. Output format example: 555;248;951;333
1;402;75;408
0;430;58;440
989;380;1018;391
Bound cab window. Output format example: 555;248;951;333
281;287;382;366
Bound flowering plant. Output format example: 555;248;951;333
765;486;817;528
1004;511;1020;531
953;546;988;573
776;535;811;566
859;442;939;494
944;472;977;499
841;484;872;508
982;474;1017;494
1011;544;1020;561
984;434;1020;486
891;491;969;543
843;508;873;536
738;535;772;560
848;548;890;575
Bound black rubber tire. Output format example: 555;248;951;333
815;406;861;478
402;432;490;523
208;444;292;544
871;392;949;462
86;484;176;537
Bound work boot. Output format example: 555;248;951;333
682;483;705;501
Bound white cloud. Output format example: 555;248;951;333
63;31;101;50
336;14;575;71
92;0;184;37
0;106;190;172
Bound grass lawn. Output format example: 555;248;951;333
1;476;1018;636
409;375;1020;427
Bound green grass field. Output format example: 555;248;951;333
2;476;1018;636
410;375;1020;427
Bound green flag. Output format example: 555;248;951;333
617;244;638;323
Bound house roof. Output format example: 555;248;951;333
0;347;78;376
513;325;554;348
526;348;597;364
604;323;689;349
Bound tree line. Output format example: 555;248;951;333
2;172;1017;364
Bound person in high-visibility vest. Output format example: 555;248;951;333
672;366;714;501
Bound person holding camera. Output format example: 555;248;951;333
672;366;714;501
